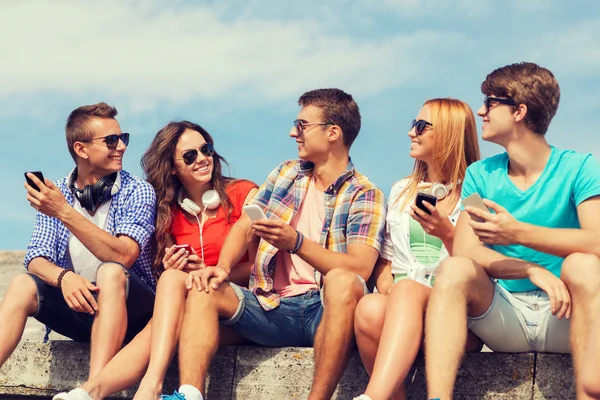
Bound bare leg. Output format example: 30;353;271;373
425;257;494;400
561;253;600;400
133;269;191;400
0;274;38;367
89;263;128;378
177;283;240;395
365;280;430;400
309;268;364;400
81;323;152;400
355;293;387;376
582;309;600;398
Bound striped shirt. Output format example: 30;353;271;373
250;159;387;310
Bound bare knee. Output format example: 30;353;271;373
561;253;600;295
156;268;188;290
5;274;38;314
388;279;429;306
354;294;386;339
434;257;481;294
95;262;127;289
323;268;363;309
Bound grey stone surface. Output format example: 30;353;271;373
534;353;576;399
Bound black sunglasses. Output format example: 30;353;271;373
175;143;215;165
81;133;130;150
293;119;334;136
484;96;516;113
411;119;433;136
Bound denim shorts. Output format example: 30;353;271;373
27;262;155;343
221;284;324;347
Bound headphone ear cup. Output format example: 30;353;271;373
181;198;202;215
431;183;448;200
82;184;94;212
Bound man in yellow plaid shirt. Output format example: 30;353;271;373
157;88;386;400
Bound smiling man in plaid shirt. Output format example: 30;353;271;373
146;89;386;400
0;103;157;389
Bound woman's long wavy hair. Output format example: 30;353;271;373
396;98;481;211
141;121;234;278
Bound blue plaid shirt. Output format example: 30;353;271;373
24;169;157;292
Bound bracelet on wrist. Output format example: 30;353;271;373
287;231;304;254
57;269;72;289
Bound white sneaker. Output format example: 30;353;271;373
52;388;92;400
353;395;373;400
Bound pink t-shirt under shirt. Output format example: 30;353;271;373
273;178;324;297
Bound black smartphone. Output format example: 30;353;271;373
25;171;45;191
416;192;437;215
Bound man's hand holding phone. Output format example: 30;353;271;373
60;271;99;315
464;194;522;246
24;172;70;219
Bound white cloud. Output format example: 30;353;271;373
0;1;468;111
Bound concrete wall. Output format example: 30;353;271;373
0;341;576;399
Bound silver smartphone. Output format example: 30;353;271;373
462;193;489;222
244;204;267;221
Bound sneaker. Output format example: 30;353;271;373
160;391;186;400
353;395;372;400
52;388;92;400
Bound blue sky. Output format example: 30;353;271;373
2;1;600;249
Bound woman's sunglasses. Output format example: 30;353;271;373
411;119;433;136
80;133;130;150
175;143;215;165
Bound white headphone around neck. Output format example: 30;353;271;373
429;180;462;200
177;188;222;261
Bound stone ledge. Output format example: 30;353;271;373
0;341;575;399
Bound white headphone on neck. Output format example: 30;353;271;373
429;180;461;200
177;188;222;261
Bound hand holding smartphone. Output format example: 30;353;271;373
462;193;490;222
174;244;192;253
25;171;45;192
244;204;267;221
415;192;438;215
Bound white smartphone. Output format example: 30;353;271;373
462;193;489;222
244;204;267;221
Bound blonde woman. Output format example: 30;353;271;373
354;99;482;400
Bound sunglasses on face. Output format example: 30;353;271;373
81;133;130;150
484;96;517;113
175;142;215;165
411;119;433;136
293;119;334;136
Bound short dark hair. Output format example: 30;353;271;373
298;88;361;148
66;102;118;161
481;62;560;135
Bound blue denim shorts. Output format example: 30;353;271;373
221;284;324;347
27;262;155;343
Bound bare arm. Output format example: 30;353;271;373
513;196;600;257
215;188;258;273
58;208;140;267
454;211;540;280
371;257;394;294
296;240;379;281
28;257;67;286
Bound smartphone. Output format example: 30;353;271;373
24;171;45;192
174;244;192;253
416;192;437;215
244;204;267;221
462;193;489;222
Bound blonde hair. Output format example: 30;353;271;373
396;98;481;211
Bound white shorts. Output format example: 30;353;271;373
467;280;570;353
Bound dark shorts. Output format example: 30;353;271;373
27;263;155;343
